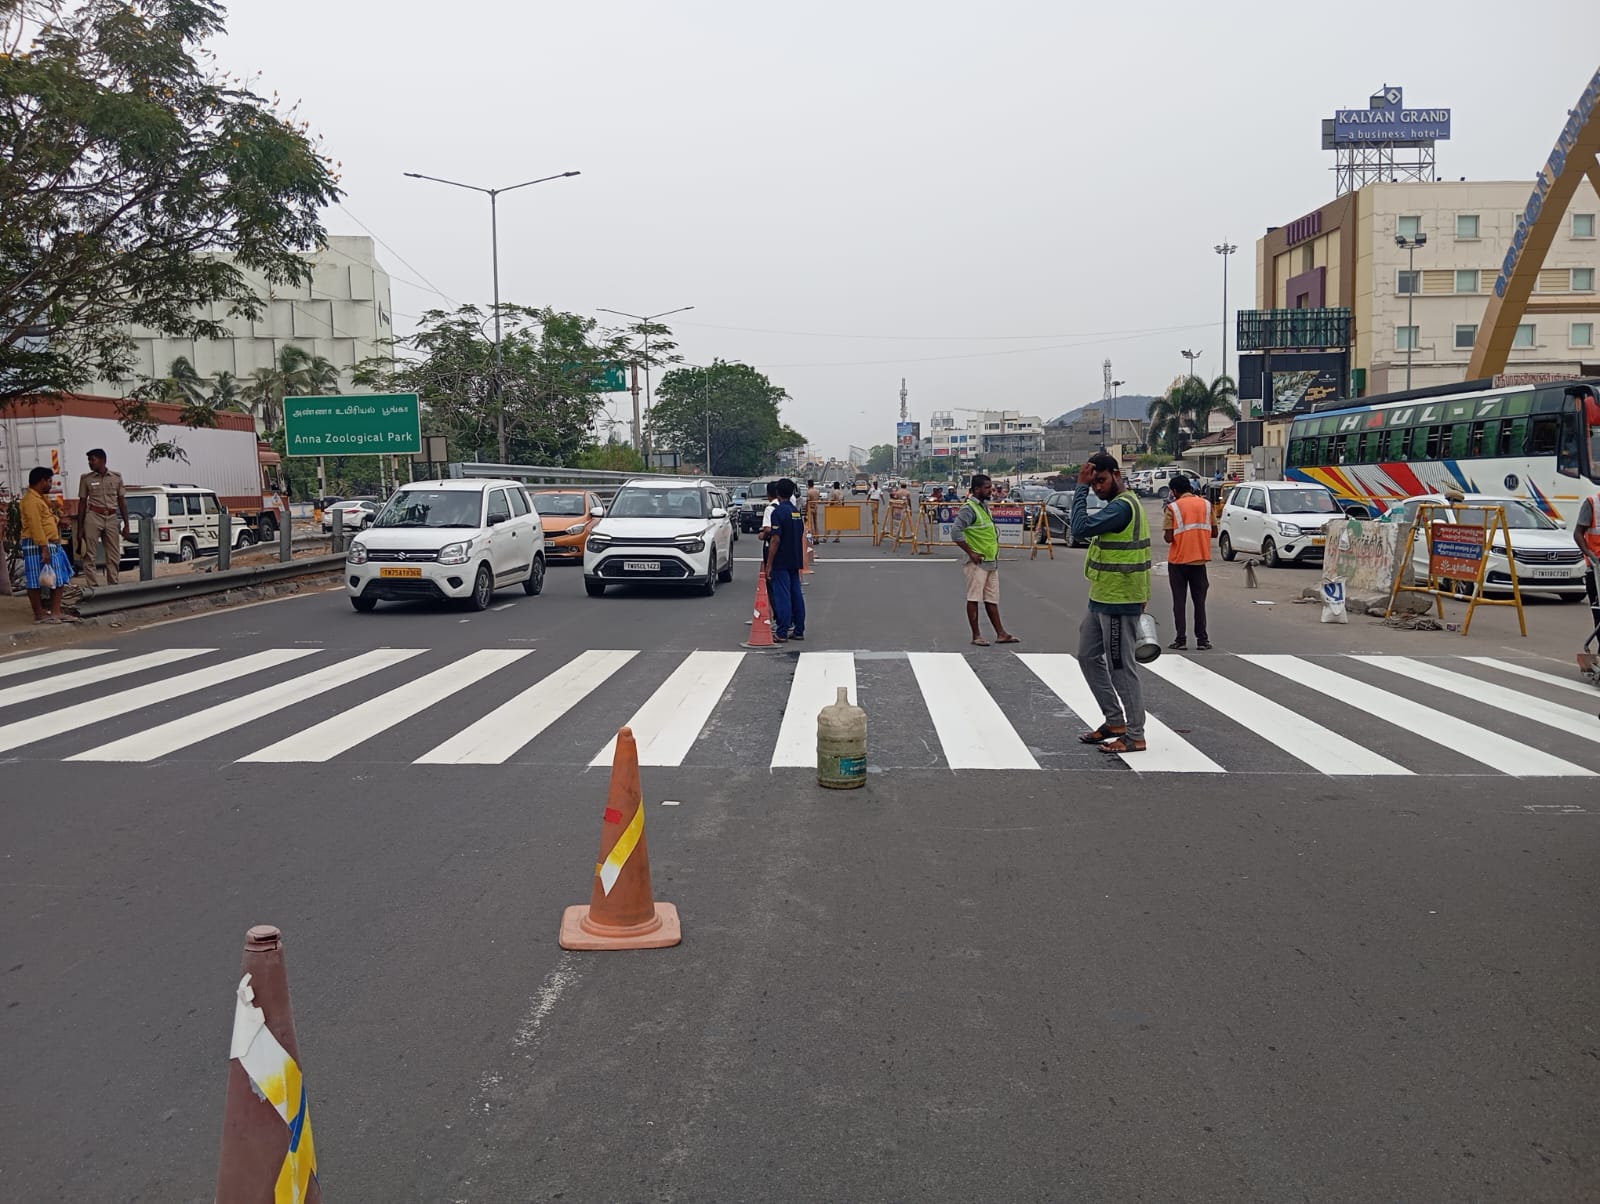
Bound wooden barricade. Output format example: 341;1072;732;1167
1384;502;1527;636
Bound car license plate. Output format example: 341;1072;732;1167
1309;535;1326;546
623;560;660;572
379;566;423;578
1528;566;1572;580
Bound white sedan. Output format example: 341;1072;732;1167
322;498;380;534
1384;493;1590;600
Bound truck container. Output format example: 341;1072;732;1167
0;393;287;540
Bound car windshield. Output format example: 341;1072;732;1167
373;489;482;528
1455;500;1560;530
533;493;586;516
127;495;157;518
1271;489;1339;514
609;486;706;519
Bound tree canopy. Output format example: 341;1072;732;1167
866;443;894;473
355;304;633;467
0;0;341;409
1147;374;1240;456
649;360;803;477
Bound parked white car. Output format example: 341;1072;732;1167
583;478;735;597
1383;493;1590;600
344;478;546;612
321;497;380;534
1218;481;1343;567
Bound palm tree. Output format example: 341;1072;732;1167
1147;387;1188;457
1180;373;1241;442
242;344;341;431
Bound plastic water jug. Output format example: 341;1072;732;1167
817;686;867;789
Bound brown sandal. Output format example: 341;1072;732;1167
1098;737;1147;755
1079;724;1126;744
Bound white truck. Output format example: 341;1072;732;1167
0;393;288;543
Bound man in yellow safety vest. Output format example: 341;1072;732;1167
950;473;1020;646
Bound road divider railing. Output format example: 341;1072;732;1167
73;554;345;617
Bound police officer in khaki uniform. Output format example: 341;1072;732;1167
77;448;129;585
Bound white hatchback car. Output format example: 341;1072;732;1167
1218;481;1344;567
345;478;546;612
1384;493;1590;600
583;478;735;597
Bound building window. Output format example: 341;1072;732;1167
1574;213;1596;239
1454;324;1478;349
1573;323;1595;349
1455;214;1479;240
1397;215;1421;240
1455;270;1478;293
1397;270;1420;295
1396;325;1419;351
1573;267;1595;292
1513;324;1536;349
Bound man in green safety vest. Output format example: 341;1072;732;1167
1070;452;1151;755
951;472;1021;646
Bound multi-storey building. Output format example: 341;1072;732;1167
1251;181;1599;399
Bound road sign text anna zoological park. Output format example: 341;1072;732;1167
283;393;422;457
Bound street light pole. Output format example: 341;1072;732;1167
597;305;695;460
1395;232;1427;390
1214;242;1237;385
404;168;581;463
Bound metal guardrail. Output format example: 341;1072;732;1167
73;554;346;617
447;462;751;498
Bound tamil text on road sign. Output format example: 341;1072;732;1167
1429;521;1485;581
283;394;421;457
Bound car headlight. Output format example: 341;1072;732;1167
675;538;706;554
564;523;588;535
1279;521;1301;536
587;533;612;550
437;540;472;565
346;542;368;565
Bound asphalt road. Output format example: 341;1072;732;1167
3;533;1598;1202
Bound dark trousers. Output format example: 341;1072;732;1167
769;568;806;637
1168;562;1209;643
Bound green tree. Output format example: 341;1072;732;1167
1180;373;1241;440
0;0;340;420
1147;388;1188;457
866;443;895;473
572;442;645;473
649;360;803;477
355;304;631;467
242;344;340;432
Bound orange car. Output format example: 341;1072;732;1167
532;489;605;560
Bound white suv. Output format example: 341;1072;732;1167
583;478;735;597
345;478;546;612
1218;481;1344;567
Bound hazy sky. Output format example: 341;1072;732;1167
218;0;1592;456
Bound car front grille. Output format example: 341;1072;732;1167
594;536;688;548
1510;547;1583;565
366;549;440;563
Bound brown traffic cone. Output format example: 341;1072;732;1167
742;571;776;648
215;925;320;1204
560;728;682;950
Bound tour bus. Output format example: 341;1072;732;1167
1283;376;1600;530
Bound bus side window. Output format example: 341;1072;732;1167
1410;426;1429;460
1502;416;1528;455
1449;423;1471;459
1556;409;1582;477
1388;427;1408;461
1526;414;1560;456
1474;419;1501;457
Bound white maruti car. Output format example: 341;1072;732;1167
1218;481;1345;567
583;478;734;597
345;478;546;612
1384;493;1590;601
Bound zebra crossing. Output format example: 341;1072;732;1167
1;643;1597;777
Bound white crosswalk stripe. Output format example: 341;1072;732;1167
1242;655;1594;778
68;649;423;763
592;651;746;767
910;653;1038;770
0;648;112;680
1019;653;1223;773
418;649;636;766
4;644;1598;776
241;649;533;763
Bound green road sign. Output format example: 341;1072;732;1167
564;363;629;392
283;393;422;457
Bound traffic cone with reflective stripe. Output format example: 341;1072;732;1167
801;534;815;576
559;727;681;950
742;570;776;648
215;925;320;1204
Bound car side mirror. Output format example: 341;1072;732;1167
590;506;605;518
1343;504;1370;519
710;507;728;519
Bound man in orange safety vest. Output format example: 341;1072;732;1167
1163;474;1217;650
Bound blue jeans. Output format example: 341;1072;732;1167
768;568;805;637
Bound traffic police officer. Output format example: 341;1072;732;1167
77;448;129;585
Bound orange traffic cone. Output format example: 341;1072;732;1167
215;925;320;1204
801;535;815;576
743;571;776;648
559;728;682;951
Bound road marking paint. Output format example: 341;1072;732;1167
909;652;1038;770
418;649;636;765
1242;654;1594;778
68;649;422;762
239;649;531;763
734;557;959;563
1353;655;1600;747
1145;655;1410;776
591;651;746;767
0;649;313;754
492;603;516;611
771;652;856;767
1019;653;1223;773
1461;656;1600;699
0;648;111;679
0;648;211;709
661;800;680;806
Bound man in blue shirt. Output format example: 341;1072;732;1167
764;478;807;642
